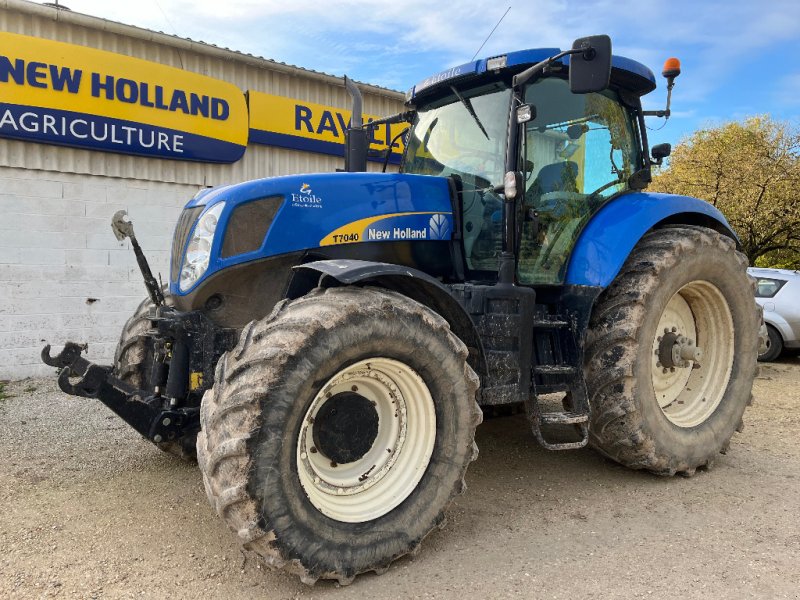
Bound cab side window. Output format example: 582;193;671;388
517;78;638;285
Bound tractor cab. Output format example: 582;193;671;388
400;44;656;285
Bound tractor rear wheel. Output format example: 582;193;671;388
584;226;759;475
196;287;481;584
114;295;196;459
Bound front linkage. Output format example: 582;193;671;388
42;305;235;446
42;211;236;447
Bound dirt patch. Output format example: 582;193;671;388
1;356;798;599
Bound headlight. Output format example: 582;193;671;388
179;202;225;292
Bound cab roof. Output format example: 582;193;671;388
407;48;657;102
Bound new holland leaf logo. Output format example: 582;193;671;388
300;183;312;194
428;214;450;240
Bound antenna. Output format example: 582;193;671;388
152;0;185;69
471;6;511;61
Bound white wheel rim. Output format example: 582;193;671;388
297;358;436;523
651;280;734;428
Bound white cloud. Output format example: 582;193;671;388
37;0;800;106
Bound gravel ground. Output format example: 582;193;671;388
1;355;798;599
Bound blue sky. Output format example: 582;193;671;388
39;0;800;148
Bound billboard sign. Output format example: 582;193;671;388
248;91;405;164
0;32;248;162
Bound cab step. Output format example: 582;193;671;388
527;310;590;451
540;411;589;426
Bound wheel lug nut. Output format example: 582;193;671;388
671;327;677;332
330;461;338;468
310;447;318;453
663;368;668;374
670;367;675;373
351;385;358;392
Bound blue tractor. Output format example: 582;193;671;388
44;36;759;585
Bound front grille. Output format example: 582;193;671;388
220;196;283;258
170;206;203;282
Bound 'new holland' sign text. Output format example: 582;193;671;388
0;32;248;162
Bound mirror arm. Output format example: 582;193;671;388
512;48;583;89
358;110;416;129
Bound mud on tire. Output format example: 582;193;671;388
114;295;196;460
196;287;482;584
584;226;759;476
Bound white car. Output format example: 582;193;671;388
748;267;800;361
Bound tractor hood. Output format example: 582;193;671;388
171;172;454;295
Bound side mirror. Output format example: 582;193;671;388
651;143;671;165
569;35;612;94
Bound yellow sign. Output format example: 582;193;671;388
0;32;248;162
248;91;405;163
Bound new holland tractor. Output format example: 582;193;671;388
43;36;759;584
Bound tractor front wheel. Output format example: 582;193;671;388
584;226;759;475
196;287;481;584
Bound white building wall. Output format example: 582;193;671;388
0;165;197;377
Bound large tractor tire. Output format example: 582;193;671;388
196;287;481;585
584;226;759;476
114;295;197;460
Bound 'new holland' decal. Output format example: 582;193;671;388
320;212;453;246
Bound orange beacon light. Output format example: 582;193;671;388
662;57;681;80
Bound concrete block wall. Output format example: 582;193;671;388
0;166;200;379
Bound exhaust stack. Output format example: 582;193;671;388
344;76;368;172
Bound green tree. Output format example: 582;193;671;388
651;115;800;269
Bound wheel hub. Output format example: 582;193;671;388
657;330;703;369
312;392;379;465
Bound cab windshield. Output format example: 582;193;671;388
402;82;511;187
402;82;511;272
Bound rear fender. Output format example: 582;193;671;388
565;192;738;288
290;259;486;378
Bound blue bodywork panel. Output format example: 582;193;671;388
565;192;736;287
408;48;656;100
172;172;454;295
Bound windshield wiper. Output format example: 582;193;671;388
449;85;490;141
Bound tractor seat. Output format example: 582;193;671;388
526;161;586;218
